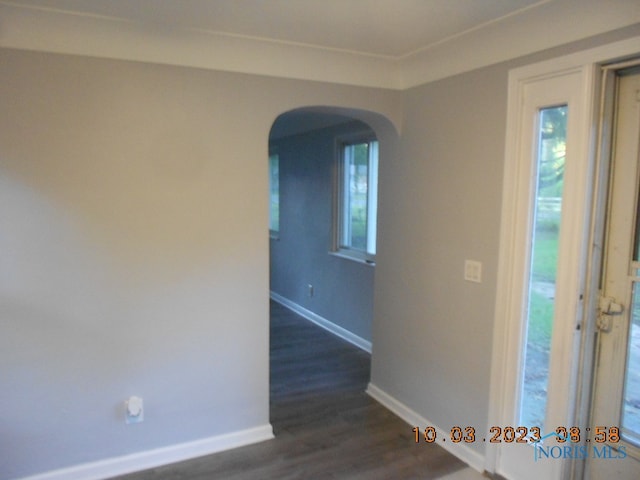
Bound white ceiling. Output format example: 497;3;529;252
1;0;543;58
1;0;639;88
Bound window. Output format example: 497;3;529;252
520;105;567;428
269;152;279;237
335;138;378;262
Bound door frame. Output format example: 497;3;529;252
585;62;640;479
486;36;640;480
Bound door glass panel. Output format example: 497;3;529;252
520;105;568;428
622;279;640;446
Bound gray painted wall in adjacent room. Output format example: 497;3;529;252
269;120;375;343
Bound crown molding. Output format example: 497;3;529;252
399;0;640;88
1;0;639;90
0;1;401;89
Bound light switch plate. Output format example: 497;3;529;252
464;260;482;283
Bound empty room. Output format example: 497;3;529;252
2;1;640;479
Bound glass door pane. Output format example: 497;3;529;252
520;105;568;428
623;279;640;445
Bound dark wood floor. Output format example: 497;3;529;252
111;301;467;479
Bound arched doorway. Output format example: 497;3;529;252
266;106;398;428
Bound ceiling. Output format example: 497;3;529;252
1;0;639;88
0;0;543;58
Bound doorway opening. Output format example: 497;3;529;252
266;106;396;430
269;109;377;350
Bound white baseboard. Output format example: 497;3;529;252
366;383;485;473
270;291;372;353
21;424;274;480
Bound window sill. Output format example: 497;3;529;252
329;250;376;266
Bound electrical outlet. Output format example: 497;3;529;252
464;260;482;283
125;396;144;424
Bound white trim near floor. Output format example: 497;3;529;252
366;383;485;473
20;425;274;480
270;291;372;353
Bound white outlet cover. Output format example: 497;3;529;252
464;260;482;283
125;396;144;424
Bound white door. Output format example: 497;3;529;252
587;67;640;479
494;63;595;480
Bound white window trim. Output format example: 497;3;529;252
486;36;640;480
332;133;378;264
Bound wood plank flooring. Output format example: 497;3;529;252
110;301;468;479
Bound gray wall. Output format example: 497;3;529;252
372;63;505;456
1;22;639;479
269;120;375;342
370;24;640;458
0;49;400;479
